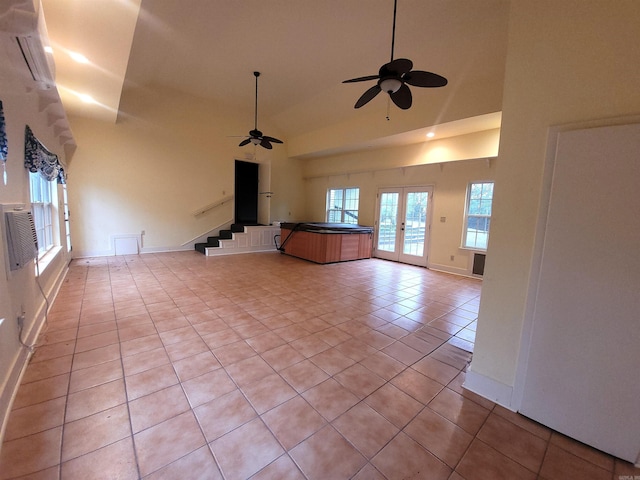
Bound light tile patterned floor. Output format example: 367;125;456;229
1;252;638;479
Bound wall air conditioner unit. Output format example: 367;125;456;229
4;210;38;271
0;1;55;90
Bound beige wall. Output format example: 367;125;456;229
0;84;72;434
470;0;640;402
300;130;499;275
67;85;305;257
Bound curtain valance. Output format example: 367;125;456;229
0;101;7;185
24;125;66;184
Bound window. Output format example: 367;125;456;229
463;181;494;250
327;187;359;224
29;172;56;256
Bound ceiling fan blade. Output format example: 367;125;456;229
260;139;273;149
343;74;380;84
403;70;448;88
239;138;252;147
263;135;283;144
390;83;412;109
382;58;413;76
354;84;382;108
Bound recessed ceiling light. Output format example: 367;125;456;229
68;51;89;64
426;132;435;138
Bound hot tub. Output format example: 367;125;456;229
278;222;373;264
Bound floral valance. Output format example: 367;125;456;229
1;100;7;185
0;101;7;161
24;125;66;184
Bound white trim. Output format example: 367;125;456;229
205;226;280;257
427;263;477;278
181;219;234;247
464;367;514;409
0;344;31;445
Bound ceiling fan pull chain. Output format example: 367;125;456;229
386;97;392;121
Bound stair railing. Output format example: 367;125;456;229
192;195;235;217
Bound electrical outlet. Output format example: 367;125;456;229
17;313;24;329
450;255;455;261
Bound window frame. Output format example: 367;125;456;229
462;181;494;251
29;171;57;257
326;187;360;224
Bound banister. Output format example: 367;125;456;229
192;195;234;217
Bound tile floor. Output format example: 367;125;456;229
1;252;638;479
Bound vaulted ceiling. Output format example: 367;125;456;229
39;0;510;152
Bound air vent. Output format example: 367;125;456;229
0;2;55;90
472;253;486;276
14;34;54;89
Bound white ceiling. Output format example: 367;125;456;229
39;0;510;151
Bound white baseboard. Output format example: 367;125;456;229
140;245;193;254
463;366;514;410
428;262;476;278
0;347;31;445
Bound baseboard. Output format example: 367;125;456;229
428;263;477;279
463;366;514;410
0;346;32;446
140;245;193;254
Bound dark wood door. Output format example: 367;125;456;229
234;160;259;225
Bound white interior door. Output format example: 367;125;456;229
375;187;432;267
519;123;640;464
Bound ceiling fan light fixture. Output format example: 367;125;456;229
380;78;402;94
237;72;283;149
342;0;448;110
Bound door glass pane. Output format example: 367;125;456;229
403;192;428;256
378;192;399;252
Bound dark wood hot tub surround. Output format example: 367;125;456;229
279;222;373;264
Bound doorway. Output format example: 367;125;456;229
234;160;259;225
374;186;433;266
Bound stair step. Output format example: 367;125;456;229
194;224;280;256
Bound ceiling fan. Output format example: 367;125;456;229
343;0;448;110
238;71;283;150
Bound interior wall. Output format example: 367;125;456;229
0;88;72;440
300;133;498;276
67;85;305;257
468;0;640;404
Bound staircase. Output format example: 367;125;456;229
195;224;281;256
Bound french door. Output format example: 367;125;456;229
375;186;433;266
